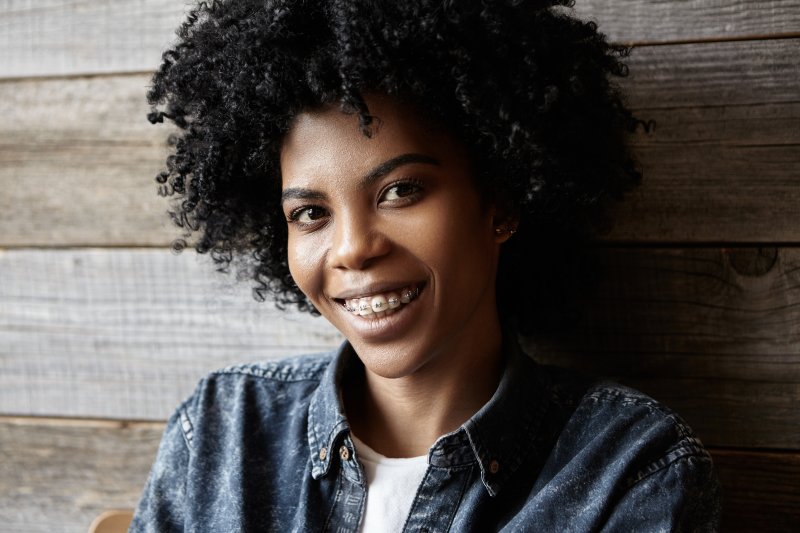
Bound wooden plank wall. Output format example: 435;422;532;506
1;1;798;530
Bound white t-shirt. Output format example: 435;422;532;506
351;435;429;533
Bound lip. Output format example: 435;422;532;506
332;282;427;342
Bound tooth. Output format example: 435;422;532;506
358;297;373;316
371;295;388;312
386;292;401;309
400;288;414;304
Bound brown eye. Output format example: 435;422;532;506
289;206;328;225
380;181;423;203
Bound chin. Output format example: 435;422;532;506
348;339;431;380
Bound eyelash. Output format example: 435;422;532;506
287;205;327;226
286;178;425;228
379;178;424;205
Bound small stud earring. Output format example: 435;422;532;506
495;226;518;236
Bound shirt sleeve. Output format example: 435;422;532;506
601;453;721;533
128;404;193;532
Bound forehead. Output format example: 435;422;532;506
279;96;469;187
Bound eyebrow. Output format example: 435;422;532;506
280;153;440;205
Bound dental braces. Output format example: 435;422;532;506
343;286;420;313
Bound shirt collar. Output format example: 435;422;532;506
307;337;551;496
454;336;551;496
307;341;353;479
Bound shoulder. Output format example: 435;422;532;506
577;383;720;528
527;371;720;528
175;351;335;446
545;373;712;487
192;351;333;402
578;382;706;451
211;351;333;382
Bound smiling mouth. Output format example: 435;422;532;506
335;283;423;319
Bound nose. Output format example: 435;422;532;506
329;210;391;270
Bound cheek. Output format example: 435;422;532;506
408;198;497;276
286;233;326;297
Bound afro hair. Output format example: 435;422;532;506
147;0;641;335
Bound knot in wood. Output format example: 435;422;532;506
727;247;778;277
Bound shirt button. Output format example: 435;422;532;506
339;445;351;461
319;447;327;461
489;460;500;474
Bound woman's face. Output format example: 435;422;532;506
280;95;505;379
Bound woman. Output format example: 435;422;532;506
132;0;720;531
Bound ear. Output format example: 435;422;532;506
492;205;519;244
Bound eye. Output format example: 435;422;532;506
288;205;328;226
380;180;423;204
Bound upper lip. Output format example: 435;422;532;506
331;281;422;300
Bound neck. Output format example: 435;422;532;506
345;320;504;458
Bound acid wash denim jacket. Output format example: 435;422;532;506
130;339;721;532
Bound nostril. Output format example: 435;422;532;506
330;219;392;271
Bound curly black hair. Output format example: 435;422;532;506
147;0;640;336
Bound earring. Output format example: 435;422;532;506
495;226;517;236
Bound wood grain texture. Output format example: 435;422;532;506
1;1;798;79
610;39;800;242
713;448;800;532
572;0;800;44
0;0;186;78
1;418;797;532
2;39;799;246
624;38;800;108
0;75;177;246
0;249;343;420
523;246;800;448
2;247;798;449
614;98;800;241
0;417;163;533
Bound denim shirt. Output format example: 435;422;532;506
130;340;720;532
